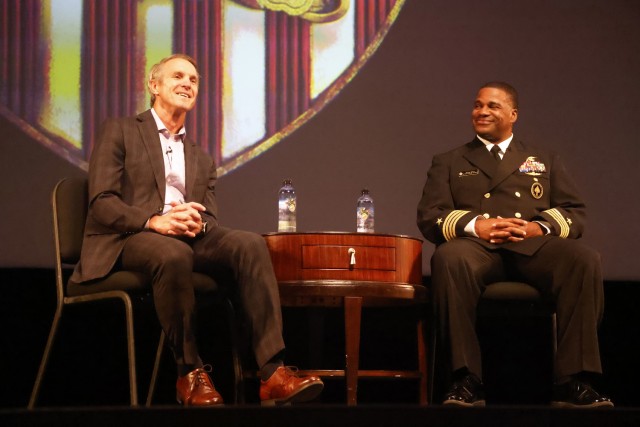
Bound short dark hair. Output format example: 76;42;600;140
147;54;200;107
480;81;519;109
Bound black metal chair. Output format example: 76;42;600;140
479;281;557;402
479;281;557;355
29;177;243;408
429;281;557;402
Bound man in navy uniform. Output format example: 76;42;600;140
417;82;612;408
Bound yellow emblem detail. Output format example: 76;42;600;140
256;0;313;15
236;0;350;22
436;218;443;226
531;182;543;199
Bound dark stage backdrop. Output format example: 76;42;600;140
1;0;639;280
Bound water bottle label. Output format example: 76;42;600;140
278;197;296;232
356;207;374;233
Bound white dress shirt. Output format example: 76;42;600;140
151;108;187;214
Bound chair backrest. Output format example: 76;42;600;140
52;177;88;265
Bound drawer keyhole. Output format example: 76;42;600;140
348;248;356;266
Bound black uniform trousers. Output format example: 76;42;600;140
431;236;604;381
120;226;285;374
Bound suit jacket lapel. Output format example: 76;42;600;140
463;138;496;178
137;110;166;201
184;136;198;201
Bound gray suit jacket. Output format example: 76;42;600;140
417;138;586;256
71;110;218;283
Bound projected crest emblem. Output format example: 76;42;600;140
0;0;405;176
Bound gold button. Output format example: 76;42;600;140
515;212;522;218
484;193;491;198
483;213;490;219
515;192;521;197
534;178;539;182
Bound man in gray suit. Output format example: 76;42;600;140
71;54;323;406
417;82;612;408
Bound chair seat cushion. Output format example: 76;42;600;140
67;271;220;297
482;281;542;301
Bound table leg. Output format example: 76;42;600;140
307;308;325;368
344;296;362;406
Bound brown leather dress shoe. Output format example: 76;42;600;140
176;366;224;406
260;366;324;406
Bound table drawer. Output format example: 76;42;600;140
264;232;422;284
302;245;396;271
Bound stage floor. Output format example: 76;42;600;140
3;404;640;427
3;269;640;425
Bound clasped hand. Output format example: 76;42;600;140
149;201;206;238
475;216;543;244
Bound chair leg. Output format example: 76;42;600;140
224;298;244;404
551;312;558;378
28;305;64;409
428;319;437;404
417;316;429;405
120;296;139;406
146;331;166;407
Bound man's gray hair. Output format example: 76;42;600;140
147;53;200;107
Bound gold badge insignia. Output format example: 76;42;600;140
531;182;543;199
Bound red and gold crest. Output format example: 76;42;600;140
1;0;405;176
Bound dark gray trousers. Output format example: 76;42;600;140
431;237;604;381
121;226;285;372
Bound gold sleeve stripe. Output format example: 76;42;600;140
545;208;570;238
442;210;470;241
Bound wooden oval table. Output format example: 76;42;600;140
263;232;429;405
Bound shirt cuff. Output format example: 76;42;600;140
533;220;551;235
464;216;480;237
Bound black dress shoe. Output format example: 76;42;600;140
551;379;613;408
443;374;486;407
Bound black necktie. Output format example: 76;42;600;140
490;145;502;161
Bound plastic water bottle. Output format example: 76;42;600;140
278;179;296;232
356;188;374;233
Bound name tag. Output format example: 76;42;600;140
458;169;479;177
